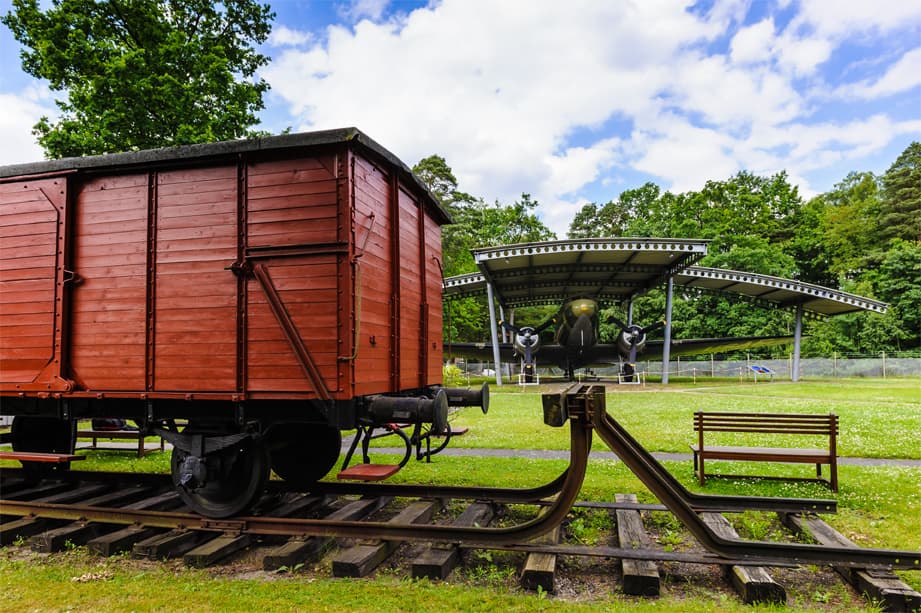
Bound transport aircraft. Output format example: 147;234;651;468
448;297;793;381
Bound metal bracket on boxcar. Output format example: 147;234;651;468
153;428;251;456
225;260;251;278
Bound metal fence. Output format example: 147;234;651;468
646;354;921;381
453;352;921;382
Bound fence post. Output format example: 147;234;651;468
833;351;837;378
881;351;886;379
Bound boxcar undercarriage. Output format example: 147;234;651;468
2;385;488;516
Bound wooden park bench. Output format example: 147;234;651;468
690;411;838;491
76;425;164;458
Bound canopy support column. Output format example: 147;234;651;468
486;281;503;386
792;303;803;382
662;277;674;384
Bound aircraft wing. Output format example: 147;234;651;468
641;335;797;360
444;341;513;362
444;341;572;366
574;335;797;367
445;335;796;367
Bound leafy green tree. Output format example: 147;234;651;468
3;0;274;157
413;154;475;212
567;182;664;238
867;239;921;350
784;195;836;286
818;171;884;279
413;156;556;342
879;141;921;243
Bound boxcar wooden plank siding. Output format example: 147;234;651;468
246;156;338;251
351;155;396;396
398;187;423;391
70;173;148;391
1;129;448;409
0;179;62;385
154;167;238;392
246;250;342;394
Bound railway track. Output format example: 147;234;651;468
1;468;919;610
2;386;919;609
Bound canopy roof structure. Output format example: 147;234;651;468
444;238;887;317
675;267;887;316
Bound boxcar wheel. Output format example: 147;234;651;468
171;436;269;518
269;424;341;488
11;416;76;480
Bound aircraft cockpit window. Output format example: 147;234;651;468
570;300;596;318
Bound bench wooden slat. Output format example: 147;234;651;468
75;428;164;458
692;411;838;492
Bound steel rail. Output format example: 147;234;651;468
590;391;921;570
0;410;593;547
298;470;570;503
0;467;570;506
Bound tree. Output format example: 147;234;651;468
567;182;664;238
879;141;921;243
413;156;556;342
818;171;883;279
3;0;274;157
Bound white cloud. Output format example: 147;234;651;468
338;0;390;23
730;18;776;65
633;116;740;192
835;47;921;99
268;25;312;47
790;0;921;38
258;0;921;237
0;88;53;165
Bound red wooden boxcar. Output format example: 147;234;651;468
0;128;480;516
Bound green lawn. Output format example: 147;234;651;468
1;378;919;611
441;378;921;458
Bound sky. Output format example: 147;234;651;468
1;0;920;237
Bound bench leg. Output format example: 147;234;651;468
699;457;705;487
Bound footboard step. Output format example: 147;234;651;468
781;513;921;612
614;493;660;596
701;512;786;604
337;464;400;481
0;451;84;463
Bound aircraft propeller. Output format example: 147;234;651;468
608;316;666;364
500;317;555;367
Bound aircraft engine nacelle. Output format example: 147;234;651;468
616;325;648;356
513;327;541;356
365;390;448;434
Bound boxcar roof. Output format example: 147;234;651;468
0;127;451;224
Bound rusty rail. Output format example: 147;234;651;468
577;384;920;570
